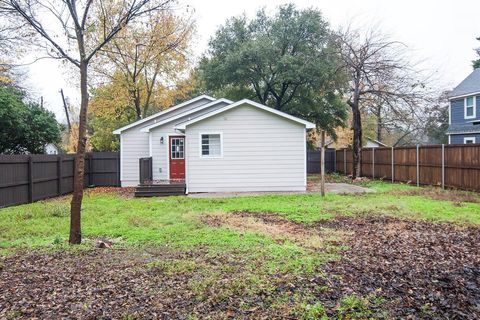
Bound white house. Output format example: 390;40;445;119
113;95;315;193
365;137;388;148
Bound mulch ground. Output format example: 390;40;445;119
1;215;479;319
317;216;480;318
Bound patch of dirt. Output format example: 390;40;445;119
318;216;480;318
202;211;341;250
388;187;480;204
85;186;135;198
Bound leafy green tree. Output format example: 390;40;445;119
0;86;61;154
199;4;347;137
473;37;480;69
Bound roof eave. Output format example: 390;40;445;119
112;94;216;134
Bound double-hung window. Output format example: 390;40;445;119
465;96;476;119
200;133;222;157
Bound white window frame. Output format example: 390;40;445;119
464;96;476;119
199;132;223;158
170;137;185;160
464;137;476;144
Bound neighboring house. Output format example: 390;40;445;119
113;95;315;192
447;68;480;144
365;137;388;148
44;143;59;154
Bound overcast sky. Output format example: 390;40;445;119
24;0;480;123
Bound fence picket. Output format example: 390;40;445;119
0;152;120;208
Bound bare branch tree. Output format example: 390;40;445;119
336;25;431;178
0;0;174;244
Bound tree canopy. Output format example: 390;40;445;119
198;4;347;137
473;37;480;69
0;86;61;154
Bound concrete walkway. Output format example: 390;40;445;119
187;183;374;198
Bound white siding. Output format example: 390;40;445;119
120;128;149;186
185;105;307;192
119;97;216;186
149;101;230;180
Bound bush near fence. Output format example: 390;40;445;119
336;144;480;191
0;152;119;208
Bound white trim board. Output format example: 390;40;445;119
199;132;223;158
140;98;232;132
175;99;316;130
449;91;480;100
113;95;215;134
464;96;477;119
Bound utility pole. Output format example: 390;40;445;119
60;89;71;132
320;129;326;197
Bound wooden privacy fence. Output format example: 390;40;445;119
0;152;119;208
307;149;336;174
335;144;480;191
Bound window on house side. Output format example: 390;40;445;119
465;96;475;119
201;134;221;157
464;137;475;144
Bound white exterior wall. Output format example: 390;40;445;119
120;129;149;186
149;101;230;180
185;105;307;192
119;97;213;186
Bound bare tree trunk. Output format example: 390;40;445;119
69;61;88;244
60;88;71;132
351;101;362;179
320;129;326;197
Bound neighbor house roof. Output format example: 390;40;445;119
449;68;480;99
174;99;316;130
139;98;233;132
112;95;215;134
446;123;480;135
366;137;388;147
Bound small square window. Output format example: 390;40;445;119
201;134;221;157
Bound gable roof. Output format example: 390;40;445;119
174;99;316;130
139;98;233;132
449;68;480;99
112;95;215;134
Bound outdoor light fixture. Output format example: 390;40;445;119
160;137;164;144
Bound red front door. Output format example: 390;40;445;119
169;136;185;181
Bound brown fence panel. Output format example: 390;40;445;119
0;152;119;208
335;144;480;192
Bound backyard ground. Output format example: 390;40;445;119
1;175;480;319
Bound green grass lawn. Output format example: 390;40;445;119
1;176;480;318
2;177;480;254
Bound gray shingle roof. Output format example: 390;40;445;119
446;123;480;134
450;68;480;98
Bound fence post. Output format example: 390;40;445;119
416;145;419;187
57;155;63;195
88;153;93;186
344;149;347;174
391;147;394;182
117;153;121;187
442;144;445;190
28;156;33;203
372;148;375;179
333;149;337;172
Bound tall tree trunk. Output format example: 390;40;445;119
351;101;362;179
69;61;89;244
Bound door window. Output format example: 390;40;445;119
171;138;184;159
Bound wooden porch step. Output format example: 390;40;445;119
134;184;186;197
